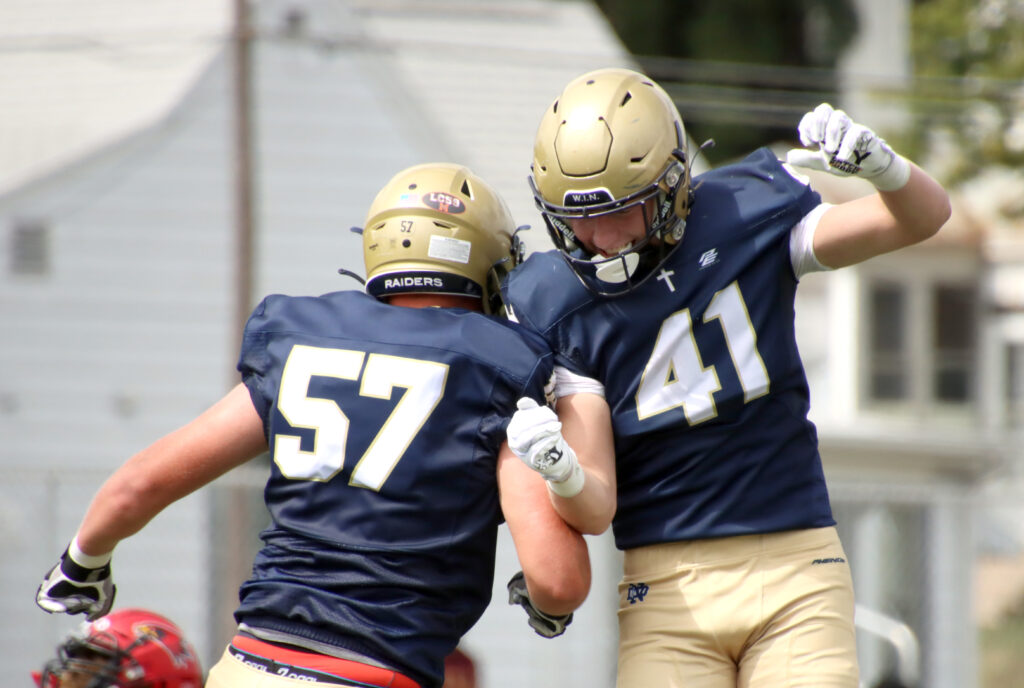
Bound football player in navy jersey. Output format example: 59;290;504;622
35;163;593;688
502;68;951;687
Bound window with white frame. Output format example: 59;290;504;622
863;277;977;410
867;281;909;401
932;284;975;404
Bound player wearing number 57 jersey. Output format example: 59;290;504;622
36;163;591;688
503;69;951;687
231;288;567;681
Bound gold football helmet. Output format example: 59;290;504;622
530;68;693;295
362;163;522;313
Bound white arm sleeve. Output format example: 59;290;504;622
789;202;834;279
553;365;605;398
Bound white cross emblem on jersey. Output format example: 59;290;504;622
656;269;676;292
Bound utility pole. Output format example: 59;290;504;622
233;0;255;345
207;0;259;667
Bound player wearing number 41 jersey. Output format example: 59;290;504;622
35;163;591;688
502;68;951;687
509;146;830;547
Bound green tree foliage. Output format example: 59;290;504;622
909;0;1024;182
595;0;855;65
914;0;1024;79
980;595;1024;687
592;0;858;161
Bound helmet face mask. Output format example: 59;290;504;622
530;68;694;297
36;609;202;688
41;636;125;688
361;163;521;314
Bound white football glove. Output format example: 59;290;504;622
507;570;573;639
786;103;911;191
506;397;584;497
36;539;116;621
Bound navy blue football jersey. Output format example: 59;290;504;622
233;289;553;688
505;148;836;550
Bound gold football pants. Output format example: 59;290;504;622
617;527;858;688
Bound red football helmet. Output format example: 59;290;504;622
34;608;202;688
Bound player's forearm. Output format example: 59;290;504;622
500;450;592;616
522;536;591;616
74;386;267;556
814;167;952;270
74;454;174;555
877;162;951;241
551;392;616;534
549;471;615;535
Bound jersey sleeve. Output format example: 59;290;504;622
449;315;557;467
553;365;605;399
502;252;600;379
236;295;278;434
789;203;834;278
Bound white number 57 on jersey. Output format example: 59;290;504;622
274;344;448;490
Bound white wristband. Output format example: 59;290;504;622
70;535;113;568
870;153;911;192
547;462;585;498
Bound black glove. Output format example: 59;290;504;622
507;570;573;638
36;545;116;621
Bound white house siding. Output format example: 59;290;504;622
0;0;231;196
0;51;234;681
349;0;634;254
251;40;451;299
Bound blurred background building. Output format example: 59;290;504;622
2;1;1021;687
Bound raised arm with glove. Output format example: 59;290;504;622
36;537;115;621
784;102;951;270
786;102;911;191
